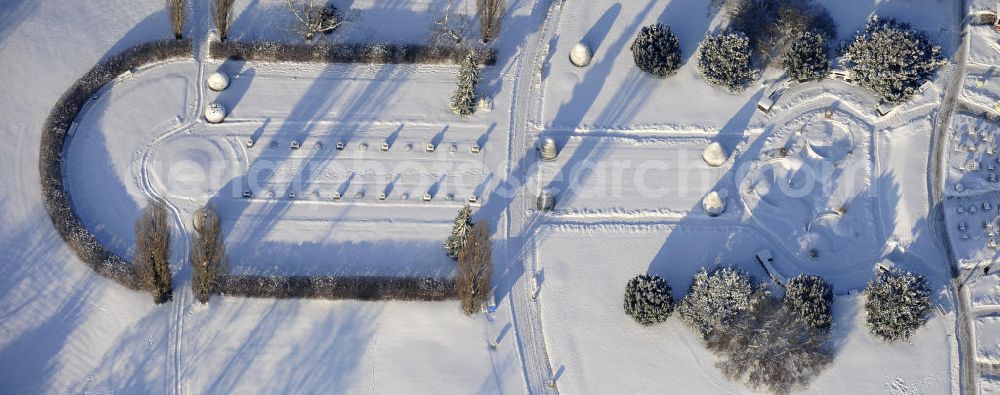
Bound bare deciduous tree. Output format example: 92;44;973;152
431;0;473;46
287;0;342;41
476;0;505;43
706;295;833;394
135;201;173;304
191;205;227;303
457;221;492;314
166;0;187;39
213;0;236;41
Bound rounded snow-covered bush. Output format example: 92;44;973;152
630;23;682;77
702;191;725;216
783;30;830;82
207;71;230;91
570;43;592;67
624;274;675;325
204;102;226;123
678;266;758;339
697;31;760;92
784;274;833;330
839;16;944;102
863;269;931;342
702;141;727;167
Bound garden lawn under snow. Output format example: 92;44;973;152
0;0;972;392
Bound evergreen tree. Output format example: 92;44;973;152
678;266;759;339
623;274;675;325
864;269;931;342
445;204;474;260
697;31;760;92
783;30;830;82
630;23;682;77
783;274;833;330
839;16;944;102
450;51;480;116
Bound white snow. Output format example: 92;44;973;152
701;190;725;216
207;71;229;91
701;141;726;167
569;42;591;67
0;0;974;392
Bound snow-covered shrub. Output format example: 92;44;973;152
41;40;191;291
166;0;187;39
725;0;836;63
783;30;829;82
697;32;760;92
839;16;944;102
209;40;498;65
451;51;481;116
624;274;675;325
135;201;173;304
457;222;493;314
630;23;682;77
784;274;833;330
678;266;759;338
212;0;235;41
707;295;833;394
477;0;505;43
214;275;456;300
445;204;475;259
863;269;932;342
191;205;227;304
288;0;342;41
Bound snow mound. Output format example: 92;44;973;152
570;43;592;67
702;141;727;167
702;191;725;216
205;102;226;123
207;71;230;91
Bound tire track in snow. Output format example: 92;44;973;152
503;0;565;393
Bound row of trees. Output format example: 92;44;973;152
630;1;942;102
623;267;931;393
133;202;227;304
446;205;494;314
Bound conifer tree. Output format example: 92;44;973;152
445;204;475;260
450;51;480;116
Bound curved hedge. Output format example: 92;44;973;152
215;275;456;300
39;39;193;290
41;39;462;302
210;40;497;66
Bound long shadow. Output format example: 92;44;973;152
214;58;255;113
481;1;663;303
0;210;106;392
0;0;38;50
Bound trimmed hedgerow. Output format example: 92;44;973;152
214;275;457;301
39;39;192;290
209;40;497;65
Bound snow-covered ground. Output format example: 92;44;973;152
0;0;976;393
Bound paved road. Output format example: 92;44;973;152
926;0;974;393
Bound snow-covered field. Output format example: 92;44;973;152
0;0;979;393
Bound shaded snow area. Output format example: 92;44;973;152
964;69;1000;115
969;0;1000;67
0;0;975;393
944;113;1000;266
227;0;479;44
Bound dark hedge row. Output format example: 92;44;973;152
215;275;457;301
209;40;497;66
39;39;193;290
